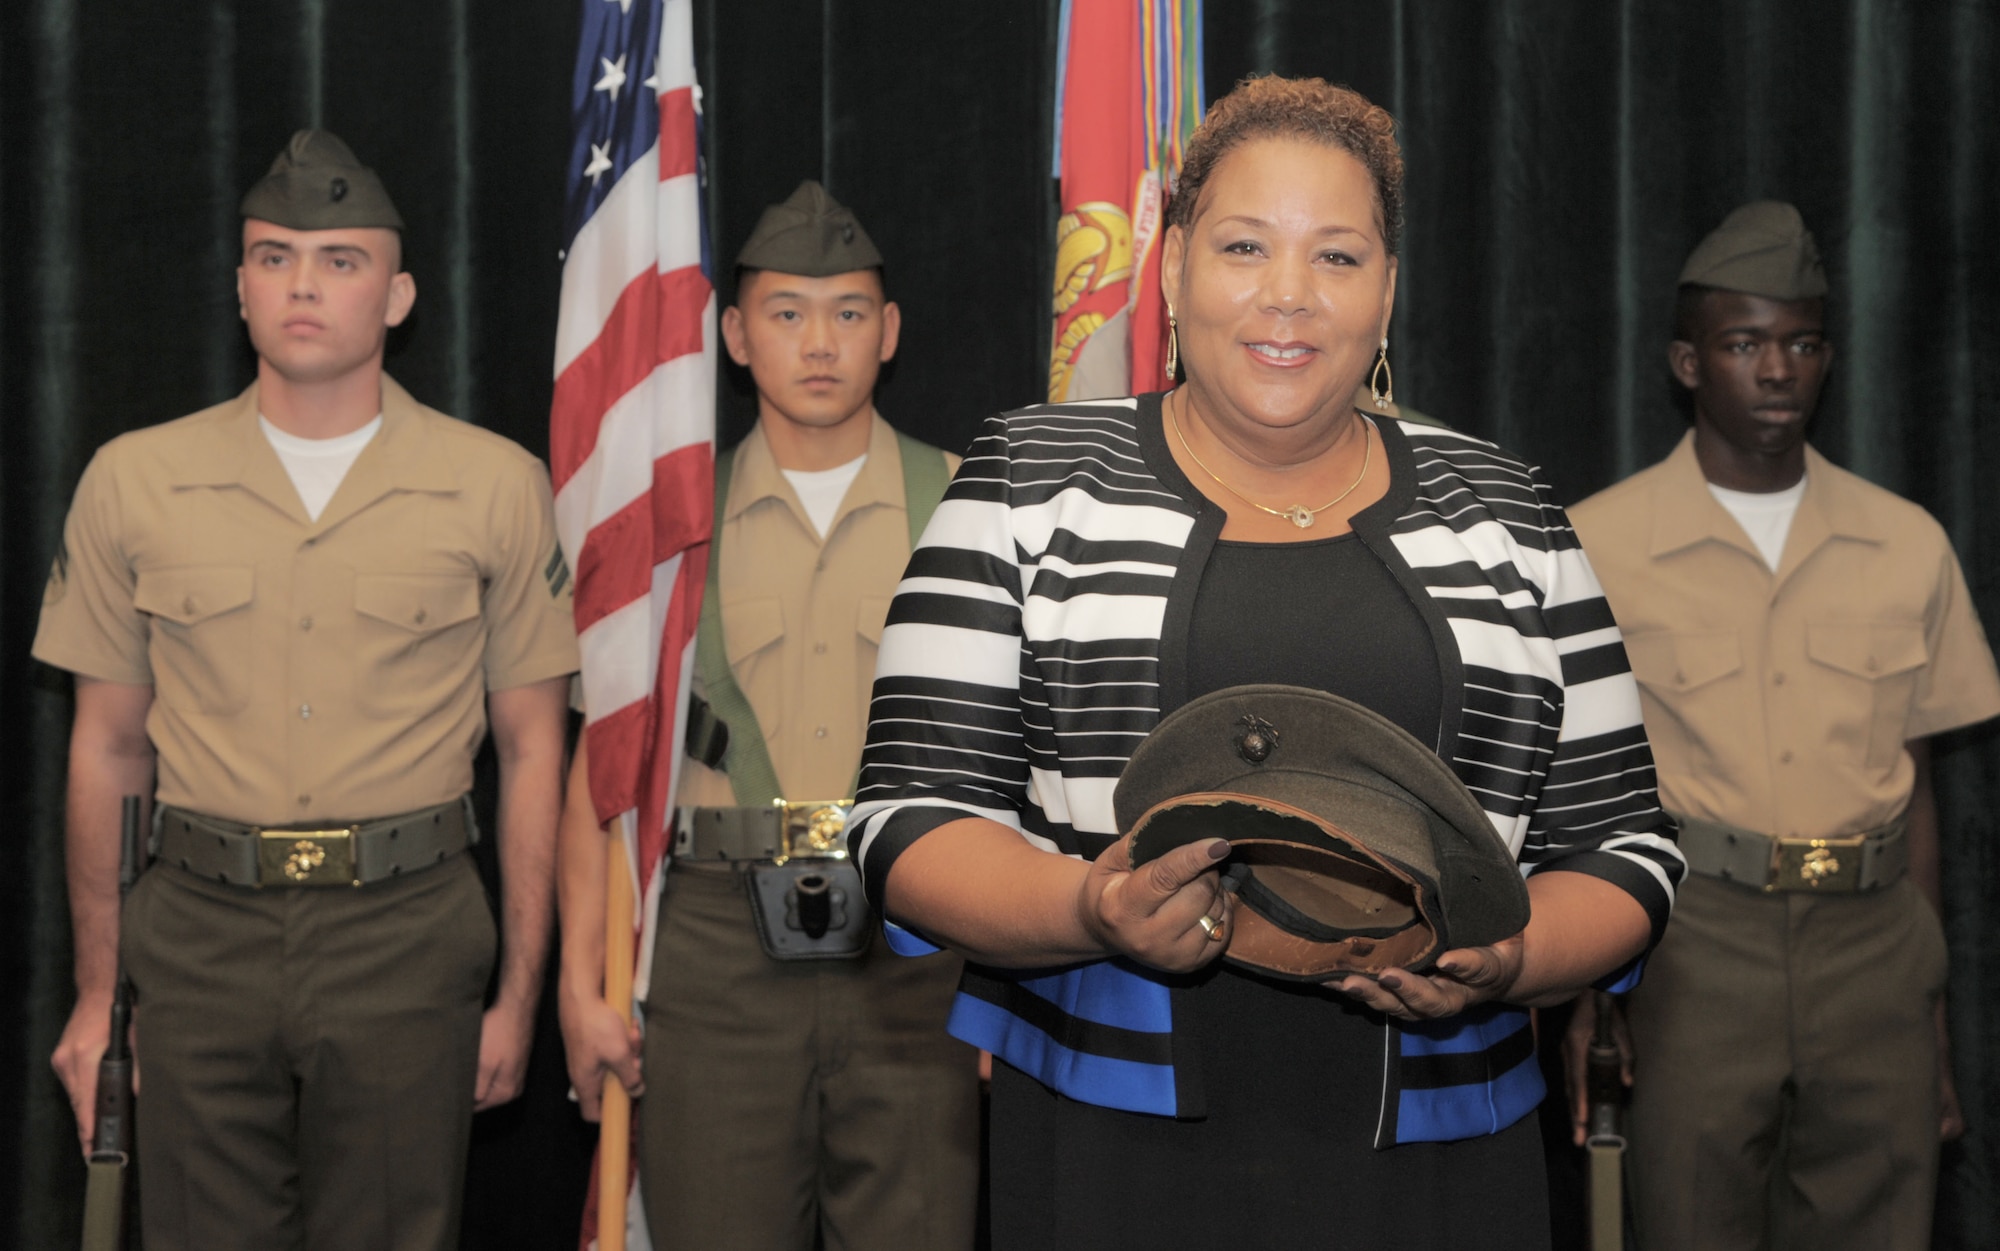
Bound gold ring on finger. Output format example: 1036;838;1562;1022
1197;913;1224;941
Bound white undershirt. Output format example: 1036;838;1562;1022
260;414;383;522
781;453;868;539
1708;475;1807;571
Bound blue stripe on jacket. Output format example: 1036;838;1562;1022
1392;1005;1545;1144
950;965;1180;1116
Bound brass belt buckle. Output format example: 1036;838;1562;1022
1768;833;1865;892
773;799;853;866
258;826;360;887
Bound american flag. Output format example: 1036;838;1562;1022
550;0;713;1243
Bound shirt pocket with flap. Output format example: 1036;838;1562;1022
721;596;786;739
353;573;483;718
1622;629;1743;783
856;595;892;650
1806;619;1929;770
134;566;256;715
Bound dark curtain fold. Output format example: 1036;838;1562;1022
2;1;1994;1246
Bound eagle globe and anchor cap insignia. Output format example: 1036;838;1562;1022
1235;714;1278;763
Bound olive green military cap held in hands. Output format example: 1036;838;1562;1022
1116;685;1530;982
1678;200;1827;301
736;179;883;276
240;129;406;232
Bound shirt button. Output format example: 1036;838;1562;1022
298;794;311;807
1773;672;1786;685
1865;655;1880;673
1779;750;1794;764
814;725;828;738
300;616;314;632
299;703;312;720
303;537;318;547
814;641;828;654
182;595;196;615
414;608;428;626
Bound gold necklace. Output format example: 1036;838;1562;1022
1167;394;1375;529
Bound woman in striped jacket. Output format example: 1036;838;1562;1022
849;76;1682;1249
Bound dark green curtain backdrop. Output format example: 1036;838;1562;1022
2;1;1995;1246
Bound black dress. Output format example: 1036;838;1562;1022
988;527;1552;1250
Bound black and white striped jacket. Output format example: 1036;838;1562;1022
851;394;1682;1145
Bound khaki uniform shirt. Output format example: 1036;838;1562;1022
1570;432;2000;839
33;378;580;825
678;412;957;806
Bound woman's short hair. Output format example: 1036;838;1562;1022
1168;75;1405;256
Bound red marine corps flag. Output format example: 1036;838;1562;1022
1049;0;1205;402
550;0;714;1246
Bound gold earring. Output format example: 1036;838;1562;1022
1165;310;1179;382
1370;337;1394;410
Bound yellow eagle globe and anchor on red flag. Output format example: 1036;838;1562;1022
1048;0;1203;403
1049;200;1136;401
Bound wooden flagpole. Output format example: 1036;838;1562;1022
598;833;637;1251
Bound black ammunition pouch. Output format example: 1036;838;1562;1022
743;859;871;961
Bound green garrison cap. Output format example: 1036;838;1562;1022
736;180;882;276
1678;201;1827;300
240;130;405;232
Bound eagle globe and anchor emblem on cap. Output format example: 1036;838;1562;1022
1234;714;1279;764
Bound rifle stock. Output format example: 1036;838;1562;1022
1585;991;1625;1144
81;796;144;1251
1583;991;1627;1251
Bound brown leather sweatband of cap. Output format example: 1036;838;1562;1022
155;797;475;888
1671;813;1907;894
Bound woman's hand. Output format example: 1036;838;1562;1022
1331;871;1651;1020
1076;834;1236;973
1328;933;1525;1020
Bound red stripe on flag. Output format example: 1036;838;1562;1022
571;442;714;633
584;697;649;829
550;263;712;489
652;441;713;562
631;548;706;867
659;86;697;182
572;496;649;636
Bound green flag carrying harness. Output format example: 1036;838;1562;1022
691;430;950;806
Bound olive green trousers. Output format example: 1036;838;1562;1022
637;862;979;1251
123;855;494;1251
1627;874;1948;1251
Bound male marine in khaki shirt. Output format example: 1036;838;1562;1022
557;182;976;1250
34;132;576;1250
1568;202;2000;1251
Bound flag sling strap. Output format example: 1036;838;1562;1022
695;431;951;808
895;428;950;547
